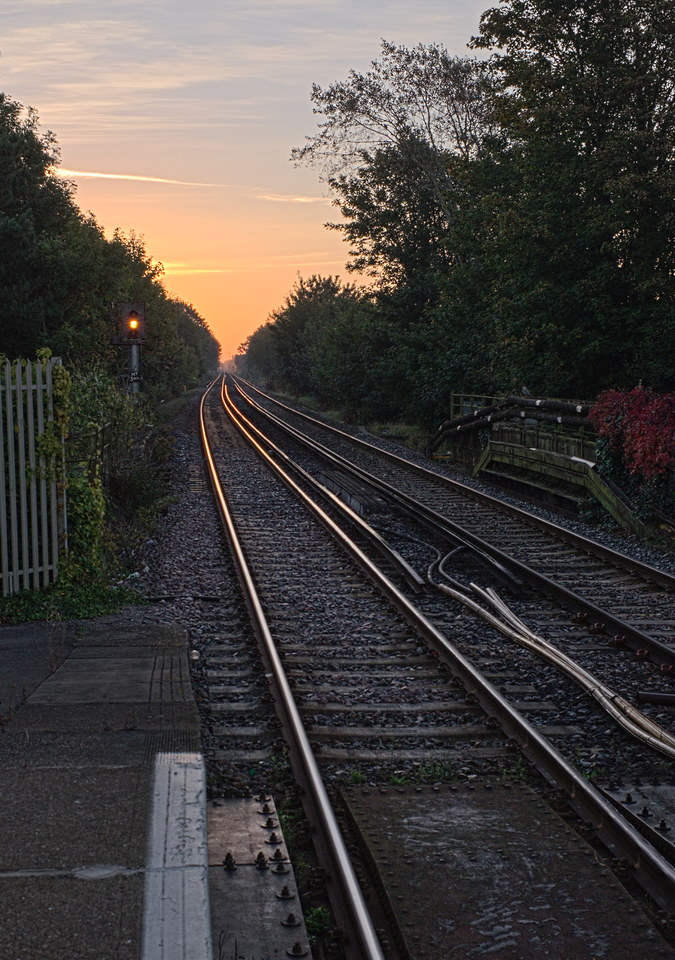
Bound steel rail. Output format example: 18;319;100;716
227;376;675;756
199;380;386;960
230;377;675;666
215;380;675;914
232;375;675;591
218;385;423;591
228;378;675;755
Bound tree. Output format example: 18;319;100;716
0;93;221;396
175;301;221;383
467;0;675;394
292;41;496;315
236;323;278;384
292;40;493;175
0;93;81;356
325;136;454;311
266;275;364;395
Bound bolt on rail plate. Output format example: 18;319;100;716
207;796;310;959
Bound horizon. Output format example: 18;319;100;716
3;0;489;358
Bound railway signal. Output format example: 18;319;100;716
111;301;146;344
111;301;146;393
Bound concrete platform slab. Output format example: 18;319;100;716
69;646;181;659
5;702;201;734
70;623;188;647
28;651;193;704
0;623;73;714
0;618;211;960
0;766;148;870
0;730;200;766
0;873;143;960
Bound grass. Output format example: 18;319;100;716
366;420;428;451
0;576;142;625
264;388;431;454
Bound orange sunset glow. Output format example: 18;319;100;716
64;169;345;361
5;0;489;360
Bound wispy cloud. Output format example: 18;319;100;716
163;263;229;276
54;167;231;187
165;252;346;277
54;168;329;202
256;193;328;204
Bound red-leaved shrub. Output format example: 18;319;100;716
590;388;675;481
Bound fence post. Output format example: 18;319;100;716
0;363;9;597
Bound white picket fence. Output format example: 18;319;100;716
0;358;67;596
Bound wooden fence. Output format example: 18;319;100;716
0;358;67;596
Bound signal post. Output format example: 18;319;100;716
111;302;146;394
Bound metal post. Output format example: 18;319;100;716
130;342;140;394
112;302;145;394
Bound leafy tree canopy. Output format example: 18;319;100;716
466;0;675;395
292;42;496;315
238;11;675;424
0;93;220;396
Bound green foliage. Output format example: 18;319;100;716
409;759;457;783
326;137;453;313
0;576;140;625
69;361;149;450
345;769;366;784
46;356;72;464
255;17;674;419
293;42;494;319
0;95;81;359
0;94;221;396
66;470;106;570
67;365;175;572
1;388;140;626
466;0;675;396
304;906;333;946
238;275;367;396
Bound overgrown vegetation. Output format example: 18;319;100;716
238;1;674;434
0;364;179;624
0;94;220;619
0;572;140;625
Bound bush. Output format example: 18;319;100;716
590;388;674;519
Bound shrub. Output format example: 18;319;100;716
589;388;675;481
589;387;674;521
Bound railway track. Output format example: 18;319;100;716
199;376;675;959
232;376;673;643
225;377;675;762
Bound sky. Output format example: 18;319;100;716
2;0;490;360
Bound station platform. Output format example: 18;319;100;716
0;617;211;960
